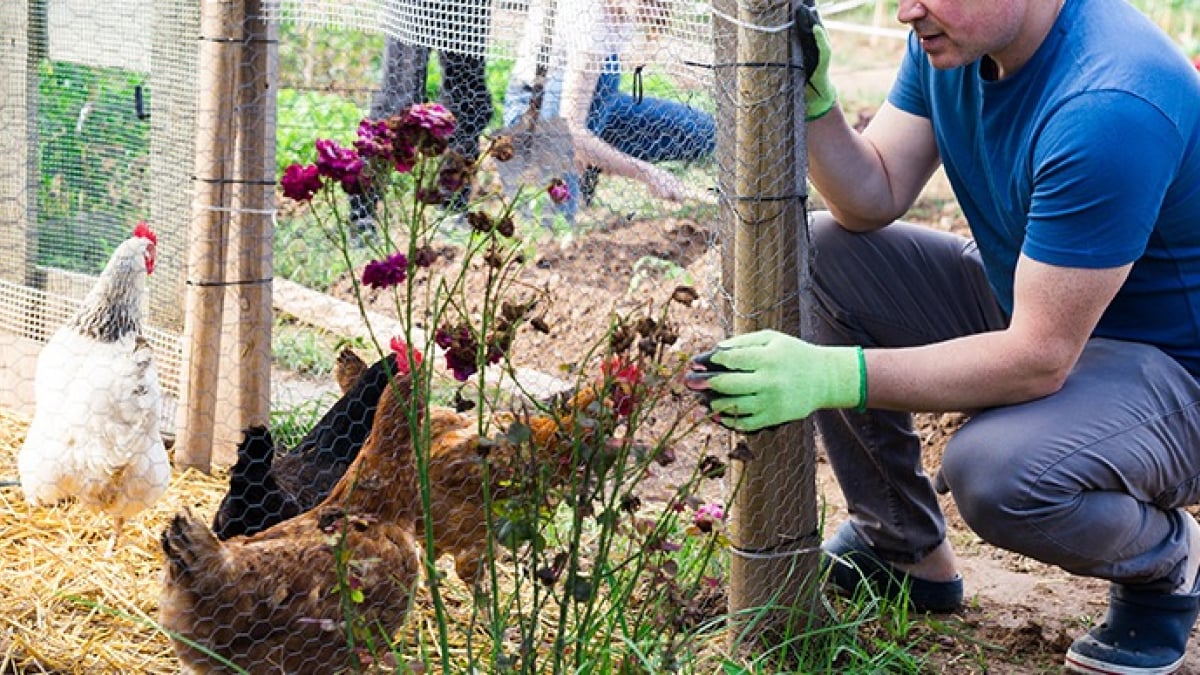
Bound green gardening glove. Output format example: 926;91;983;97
794;4;836;121
685;329;866;432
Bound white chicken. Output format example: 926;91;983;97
18;221;170;554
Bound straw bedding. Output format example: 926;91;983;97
0;408;571;674
0;407;222;673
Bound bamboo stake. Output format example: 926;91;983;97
725;0;821;647
176;0;242;473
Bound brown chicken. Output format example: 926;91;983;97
159;366;423;674
334;349;610;586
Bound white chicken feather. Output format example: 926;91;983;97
18;222;170;553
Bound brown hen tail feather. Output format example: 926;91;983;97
162;509;222;584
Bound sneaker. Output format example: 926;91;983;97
1065;580;1200;674
821;520;964;613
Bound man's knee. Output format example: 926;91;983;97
940;422;1043;548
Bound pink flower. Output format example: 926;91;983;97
312;138;362;183
693;502;725;533
389;336;424;376
280;164;323;201
362;252;408;289
406;103;456;140
547;177;570;204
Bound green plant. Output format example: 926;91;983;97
36;60;150;273
271;316;343;376
628;255;692;293
276;88;367;175
268;102;741;674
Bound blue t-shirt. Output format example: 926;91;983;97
888;0;1200;373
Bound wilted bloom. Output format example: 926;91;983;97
693;502;725;533
601;355;643;418
411;245;438;268
389;336;424;376
280;163;323;201
547;177;570;204
435;322;480;381
407;102;456;140
438;150;472;195
392;137;418;174
490;135;515;161
353;118;393;159
415;188;447;205
362;252;408;289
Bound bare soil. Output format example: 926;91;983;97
326;201;1200;673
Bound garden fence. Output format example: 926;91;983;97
0;0;1194;672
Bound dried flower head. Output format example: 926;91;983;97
490;135;515;162
411;245;439;268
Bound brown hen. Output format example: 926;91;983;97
159;366;422;674
335;349;607;587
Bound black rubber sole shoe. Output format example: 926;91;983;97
1065;580;1200;675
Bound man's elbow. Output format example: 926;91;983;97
1014;352;1076;401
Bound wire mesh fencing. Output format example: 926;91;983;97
0;0;1197;672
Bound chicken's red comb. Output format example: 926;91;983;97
133;221;157;245
389;336;423;376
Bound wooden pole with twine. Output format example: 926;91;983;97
723;0;823;648
176;0;242;472
226;0;276;436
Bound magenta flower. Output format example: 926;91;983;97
547;178;570;204
280;164;323;202
362;252;408;289
693;502;725;534
315;139;365;183
392;138;418;173
406;103;456;140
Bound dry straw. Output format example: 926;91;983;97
0;407;219;673
0;407;590;673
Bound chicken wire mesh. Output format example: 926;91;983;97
0;0;1197;672
0;0;196;413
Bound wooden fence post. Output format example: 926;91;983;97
723;0;823;649
176;0;242;472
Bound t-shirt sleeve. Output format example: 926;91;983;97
886;32;929;119
1023;91;1183;268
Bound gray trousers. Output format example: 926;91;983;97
810;212;1200;591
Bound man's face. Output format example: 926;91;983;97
896;0;1026;70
